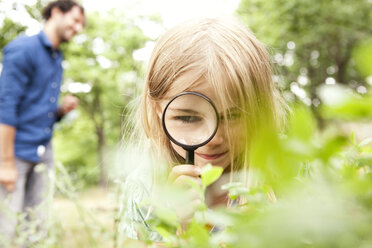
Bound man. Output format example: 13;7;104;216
0;0;85;244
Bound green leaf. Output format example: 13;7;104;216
155;226;172;240
183;219;211;248
288;106;316;141
201;164;223;188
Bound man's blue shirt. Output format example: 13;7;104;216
0;31;63;163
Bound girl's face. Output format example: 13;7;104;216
160;80;244;169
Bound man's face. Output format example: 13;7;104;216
55;6;85;43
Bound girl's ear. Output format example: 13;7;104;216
149;97;163;119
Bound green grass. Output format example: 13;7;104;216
52;187;118;248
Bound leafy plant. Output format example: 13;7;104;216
120;103;372;248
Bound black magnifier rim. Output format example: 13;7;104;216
162;91;219;150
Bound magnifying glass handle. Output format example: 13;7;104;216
185;149;195;164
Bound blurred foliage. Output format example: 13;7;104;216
53;112;98;187
0;18;26;55
24;0;44;22
320;88;372;121
124;101;372;248
55;11;149;186
237;0;372;125
353;39;372;78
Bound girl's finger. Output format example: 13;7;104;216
174;175;202;187
169;164;201;181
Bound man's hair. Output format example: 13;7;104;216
42;0;84;20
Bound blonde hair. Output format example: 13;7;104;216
138;17;286;187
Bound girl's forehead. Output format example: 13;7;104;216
189;81;216;99
166;76;215;101
163;76;239;112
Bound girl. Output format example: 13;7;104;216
118;16;286;243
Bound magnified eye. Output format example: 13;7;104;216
173;115;202;123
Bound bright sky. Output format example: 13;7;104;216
1;0;239;30
83;0;240;28
82;0;240;61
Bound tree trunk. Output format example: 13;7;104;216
82;82;108;188
307;65;326;130
97;124;108;187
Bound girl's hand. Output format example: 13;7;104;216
168;164;203;224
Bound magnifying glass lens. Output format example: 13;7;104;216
164;94;218;146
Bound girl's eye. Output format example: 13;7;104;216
221;112;241;122
174;115;202;123
228;113;241;120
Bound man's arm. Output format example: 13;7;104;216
0;42;32;192
0;123;17;192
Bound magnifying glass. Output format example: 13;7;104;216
162;92;219;164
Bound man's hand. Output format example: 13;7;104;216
0;124;17;192
59;93;79;115
0;158;17;192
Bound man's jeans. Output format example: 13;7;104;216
0;143;54;247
